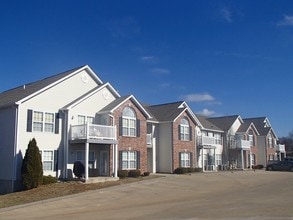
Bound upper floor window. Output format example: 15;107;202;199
78;115;94;125
248;129;255;146
33;111;55;133
268;134;273;148
27;109;59;134
121;107;137;137
180;118;190;141
214;133;222;145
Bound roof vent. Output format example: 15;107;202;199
23;85;26;90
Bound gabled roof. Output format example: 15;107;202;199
98;95;152;119
61;82;120;110
207;115;242;131
236;122;260;135
0;65;102;109
145;101;202;126
243;117;276;137
195;114;223;133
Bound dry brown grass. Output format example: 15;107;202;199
0;175;161;209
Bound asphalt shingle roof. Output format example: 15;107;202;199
207;115;240;131
144;101;185;122
0;65;86;108
243;117;271;136
195;114;223;132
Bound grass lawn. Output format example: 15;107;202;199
0;175;161;209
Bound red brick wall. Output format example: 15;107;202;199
172;112;197;171
110;99;148;174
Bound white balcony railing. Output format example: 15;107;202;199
198;136;215;146
231;140;251;150
146;133;152;146
71;124;116;141
276;144;285;152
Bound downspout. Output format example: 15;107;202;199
12;105;20;192
171;122;174;173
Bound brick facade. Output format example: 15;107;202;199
110;99;148;174
172;112;197;171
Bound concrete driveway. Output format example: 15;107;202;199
1;170;293;220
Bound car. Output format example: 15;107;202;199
266;160;293;172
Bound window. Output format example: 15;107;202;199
42;150;54;171
33;111;43;132
215;154;222;165
251;154;256;166
33;111;55;133
121;107;137;137
180;118;190;141
248;129;255;146
45;113;54;132
76;151;95;168
121;151;137;170
78;115;94;125
269;154;274;161
180;152;191;167
214;133;222;145
268;134;273;148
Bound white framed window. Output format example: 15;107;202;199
76;151;95;168
42;150;54;171
268;136;273;148
78;115;94;125
215;154;222;165
180;152;191;167
251;154;256;165
33;111;55;133
269;154;274;161
122;107;137;137
214;133;222;145
121;151;137;170
180;118;190;141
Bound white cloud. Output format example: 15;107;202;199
221;7;232;23
180;93;215;102
141;56;157;63
196;108;216;117
277;15;293;26
141;56;154;61
151;68;170;75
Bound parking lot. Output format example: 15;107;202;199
1;170;293;220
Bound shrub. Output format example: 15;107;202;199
118;170;128;179
21;138;43;190
43;175;57;185
174;167;189;174
128;169;141;178
143;171;150;176
252;164;264;169
73;161;85;178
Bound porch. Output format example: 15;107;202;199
68;123;118;181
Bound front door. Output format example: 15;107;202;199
100;150;108;176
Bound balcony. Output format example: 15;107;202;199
276;144;285;152
231;140;251;150
147;133;152;147
71;124;117;142
198;136;215;146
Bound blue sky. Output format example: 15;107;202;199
1;0;293;137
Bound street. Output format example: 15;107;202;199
1;170;293;220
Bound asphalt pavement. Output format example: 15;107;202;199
1;170;293;220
